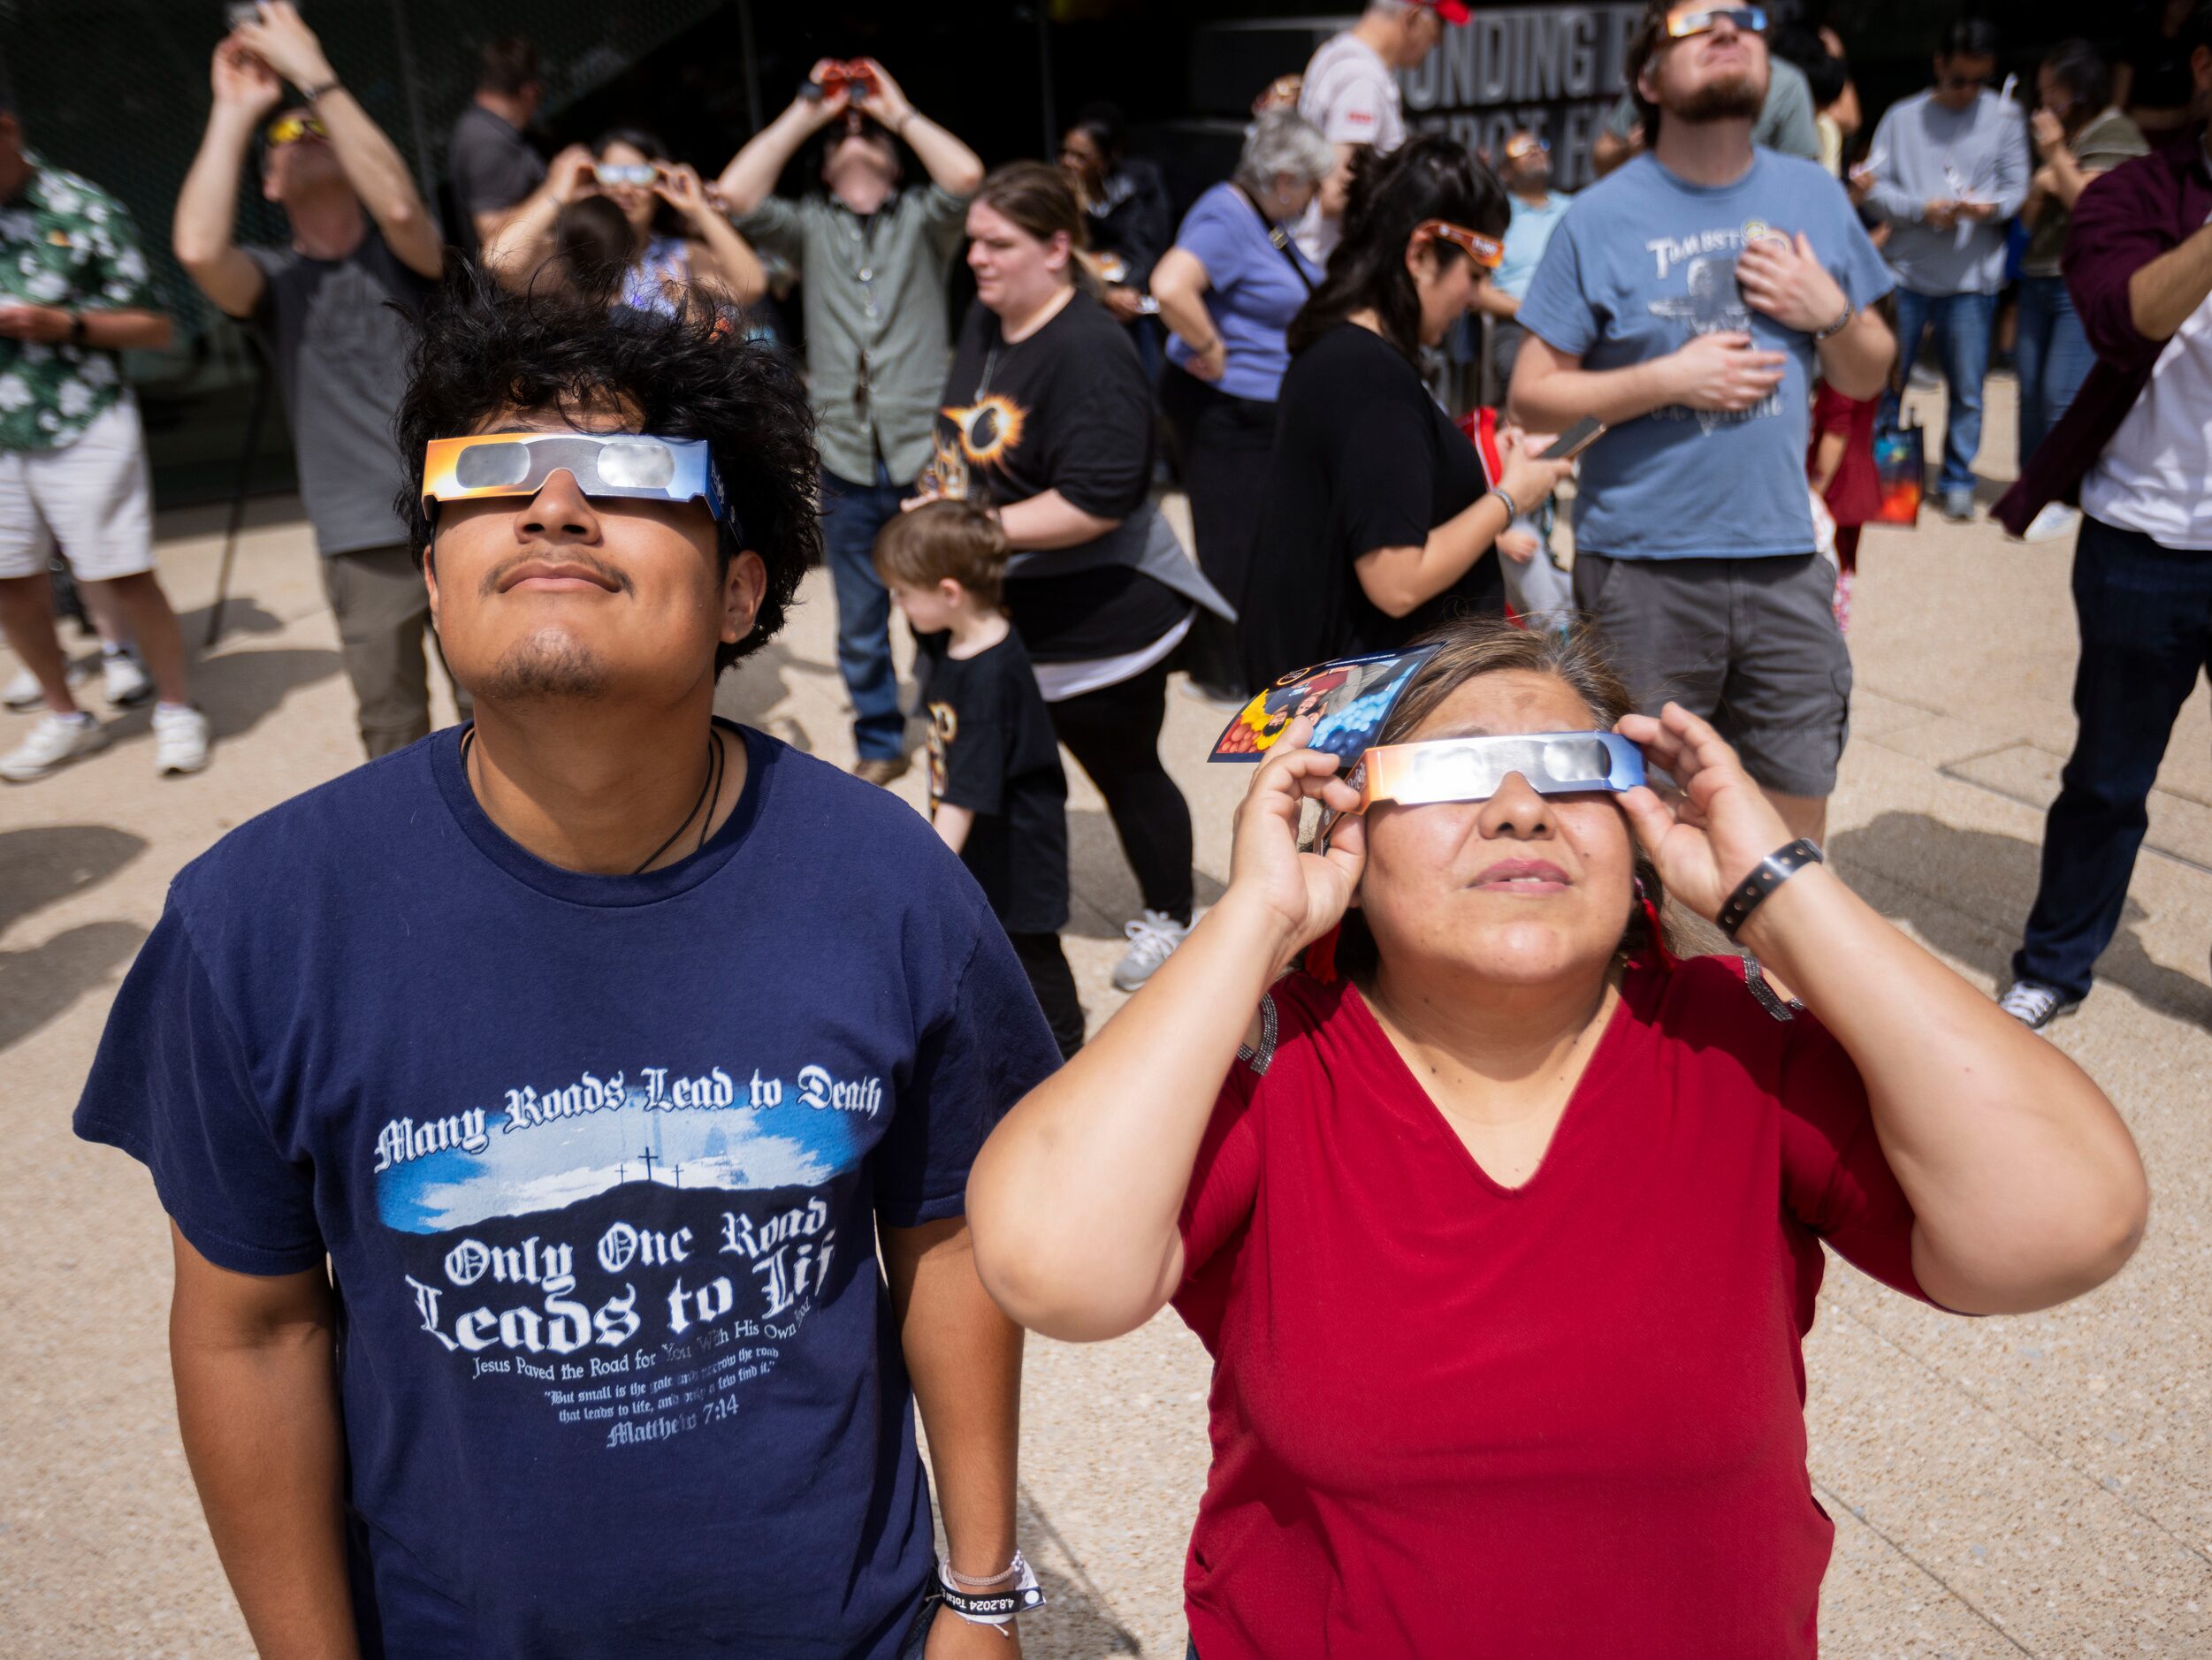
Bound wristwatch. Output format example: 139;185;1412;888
1812;301;1856;342
67;311;87;347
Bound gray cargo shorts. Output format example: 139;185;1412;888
1572;552;1850;798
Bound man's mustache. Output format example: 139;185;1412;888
480;550;636;598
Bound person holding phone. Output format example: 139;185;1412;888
1242;135;1574;689
1862;19;2030;522
716;57;985;788
962;615;2147;1656
484;128;765;316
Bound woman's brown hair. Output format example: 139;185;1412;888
973;161;1097;293
1333;616;1674;984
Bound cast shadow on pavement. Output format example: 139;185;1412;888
1016;1485;1143;1657
1830;812;2212;1029
716;637;841;755
0;825;150;1052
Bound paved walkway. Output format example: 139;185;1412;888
4;385;2208;1656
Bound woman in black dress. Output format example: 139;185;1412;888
926;163;1231;992
1239;134;1574;689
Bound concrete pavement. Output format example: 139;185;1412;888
3;380;2208;1656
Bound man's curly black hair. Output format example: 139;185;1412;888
394;274;821;674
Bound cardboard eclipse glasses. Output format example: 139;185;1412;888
1666;6;1767;40
1347;732;1646;812
420;434;736;534
1417;218;1505;270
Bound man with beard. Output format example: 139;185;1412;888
1509;3;1895;855
718;59;984;787
74;283;1055;1655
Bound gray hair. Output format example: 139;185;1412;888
1233;110;1336;196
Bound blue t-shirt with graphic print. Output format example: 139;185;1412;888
1516;149;1892;561
75;722;1059;1658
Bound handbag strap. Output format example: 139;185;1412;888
1237;183;1316;294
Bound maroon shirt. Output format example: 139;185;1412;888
1998;126;2212;535
1172;956;1932;1658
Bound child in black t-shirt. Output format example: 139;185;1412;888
876;502;1085;1058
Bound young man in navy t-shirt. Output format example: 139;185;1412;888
1510;1;1896;854
74;286;1058;1657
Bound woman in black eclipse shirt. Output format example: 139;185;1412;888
924;162;1230;993
1240;135;1573;689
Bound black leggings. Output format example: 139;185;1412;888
1047;657;1194;925
1009;931;1085;1061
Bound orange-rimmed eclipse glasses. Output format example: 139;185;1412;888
1416;218;1505;270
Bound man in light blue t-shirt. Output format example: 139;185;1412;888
1512;1;1895;844
1478;129;1574;389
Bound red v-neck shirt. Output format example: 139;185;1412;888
1172;955;1931;1658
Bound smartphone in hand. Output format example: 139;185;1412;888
1544;415;1606;462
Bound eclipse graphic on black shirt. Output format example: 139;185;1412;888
941;393;1028;466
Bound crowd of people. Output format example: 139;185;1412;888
12;0;2204;1652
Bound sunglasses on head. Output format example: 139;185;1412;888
1416;218;1505;270
264;114;329;147
420;433;737;535
1346;732;1646;813
1503;135;1551;160
594;162;660;187
1665;6;1767;40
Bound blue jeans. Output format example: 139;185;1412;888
2015;515;2212;1000
1892;286;1996;499
2015;275;2095;470
820;463;910;762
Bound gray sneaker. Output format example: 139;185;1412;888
1112;909;1193;992
1939;489;1977;523
1999;979;2079;1030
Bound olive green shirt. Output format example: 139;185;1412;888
2025;110;2150;278
0;157;158;453
736;183;970;485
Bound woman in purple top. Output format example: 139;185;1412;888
1152;112;1335;699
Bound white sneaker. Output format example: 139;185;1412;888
152;703;211;775
2;666;41;710
0;711;106;781
1999;979;2079;1031
1112;908;1194;992
101;648;154;706
2023;502;2081;544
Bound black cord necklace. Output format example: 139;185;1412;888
461;727;723;875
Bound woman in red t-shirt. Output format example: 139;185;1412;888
967;620;2146;1657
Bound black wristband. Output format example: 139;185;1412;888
67;311;87;346
1716;838;1823;940
931;1568;1045;1621
300;78;342;103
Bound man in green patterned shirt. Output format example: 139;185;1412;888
0;101;210;781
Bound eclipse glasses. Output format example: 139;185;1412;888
594;162;660;187
420;433;736;534
1666;6;1767;40
265;113;329;147
1417;218;1505;270
1346;732;1645;813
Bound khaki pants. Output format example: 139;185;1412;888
320;544;469;758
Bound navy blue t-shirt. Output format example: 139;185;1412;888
75;721;1059;1657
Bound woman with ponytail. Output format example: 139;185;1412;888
1239;135;1573;688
